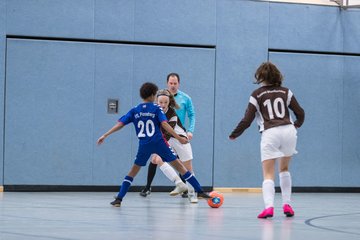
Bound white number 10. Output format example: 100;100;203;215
263;98;285;119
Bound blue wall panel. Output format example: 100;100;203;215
132;46;215;186
5;39;95;184
342;56;360;186
94;0;135;41
134;0;216;45
269;52;343;186
269;3;343;52
214;0;269;187
2;0;360;188
0;0;5;185
343;9;360;53
93;44;134;185
4;40;215;186
6;0;94;38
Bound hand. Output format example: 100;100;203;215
97;135;106;145
179;136;189;144
187;132;193;141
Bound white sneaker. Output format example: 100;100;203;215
188;192;198;203
169;182;187;196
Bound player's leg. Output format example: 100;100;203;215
169;159;210;199
111;145;150;207
182;159;198;203
140;155;158;197
258;158;276;218
258;127;282;218
152;154;187;196
157;139;210;199
278;125;297;217
111;164;142;207
279;156;294;217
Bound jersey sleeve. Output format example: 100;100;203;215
186;96;196;133
229;102;257;139
288;94;305;128
118;108;134;125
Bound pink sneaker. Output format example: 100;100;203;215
257;207;274;219
283;204;294;217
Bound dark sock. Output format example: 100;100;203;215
182;171;202;192
145;162;157;190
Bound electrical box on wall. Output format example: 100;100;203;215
107;99;119;114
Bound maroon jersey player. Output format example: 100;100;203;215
229;62;305;219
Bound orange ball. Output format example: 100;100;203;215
207;191;224;208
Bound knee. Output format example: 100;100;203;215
151;155;163;165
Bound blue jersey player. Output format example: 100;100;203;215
97;82;210;207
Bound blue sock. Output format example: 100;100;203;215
117;176;133;199
182;171;202;192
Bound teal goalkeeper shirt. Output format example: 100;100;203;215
174;90;195;133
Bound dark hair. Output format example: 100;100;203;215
254;62;283;87
166;73;180;83
140;82;158;99
156;89;180;109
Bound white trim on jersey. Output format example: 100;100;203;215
250;96;265;132
286;90;293;106
169;115;187;136
287;90;294;124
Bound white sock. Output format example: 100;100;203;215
279;171;292;205
186;172;195;194
159;162;181;184
262;179;275;208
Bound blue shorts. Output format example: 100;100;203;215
134;138;177;166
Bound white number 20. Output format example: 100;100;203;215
263;97;285;119
137;120;155;137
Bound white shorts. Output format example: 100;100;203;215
260;124;298;162
168;138;193;162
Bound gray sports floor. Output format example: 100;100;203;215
0;192;359;240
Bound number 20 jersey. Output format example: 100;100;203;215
118;102;167;145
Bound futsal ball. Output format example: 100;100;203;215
207;191;224;208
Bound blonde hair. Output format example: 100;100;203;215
156;89;180;109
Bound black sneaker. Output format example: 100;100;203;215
181;191;188;198
110;197;122;207
197;192;211;199
139;188;151;197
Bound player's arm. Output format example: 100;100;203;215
163;118;177;140
289;96;305;128
229;103;256;140
97;122;125;145
161;121;188;144
186;97;195;139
